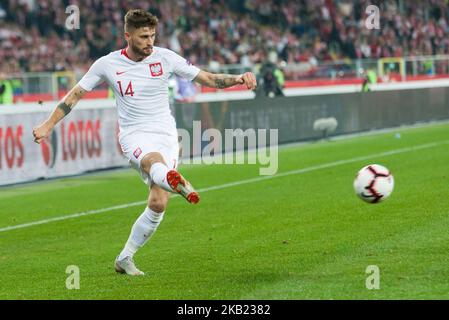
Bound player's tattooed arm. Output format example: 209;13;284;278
57;86;85;115
194;71;238;88
194;70;257;90
57;102;72;115
213;74;239;89
33;84;87;144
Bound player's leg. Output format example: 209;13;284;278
119;131;199;203
141;152;200;204
140;152;175;192
115;185;170;276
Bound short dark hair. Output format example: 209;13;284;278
124;9;158;32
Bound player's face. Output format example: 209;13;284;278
126;27;156;58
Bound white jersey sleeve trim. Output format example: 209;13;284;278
167;50;201;81
78;56;108;91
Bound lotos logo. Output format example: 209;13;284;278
149;62;163;77
40;130;58;168
40;120;102;166
0;125;24;170
60;119;102;161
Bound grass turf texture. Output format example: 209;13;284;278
1;122;449;299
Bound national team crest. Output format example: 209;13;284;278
133;147;142;159
149;62;163;76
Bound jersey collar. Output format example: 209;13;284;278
121;47;133;61
121;47;156;62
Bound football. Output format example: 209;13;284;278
354;164;394;203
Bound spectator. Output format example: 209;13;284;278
0;0;449;76
0;72;14;104
361;68;378;92
257;51;285;97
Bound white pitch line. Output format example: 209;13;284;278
1;139;448;233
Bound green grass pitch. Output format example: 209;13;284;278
1;122;449;299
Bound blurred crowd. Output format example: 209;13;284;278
0;0;449;76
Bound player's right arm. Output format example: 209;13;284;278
33;55;107;144
32;84;87;144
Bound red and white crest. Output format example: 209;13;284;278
133;147;142;159
149;62;163;76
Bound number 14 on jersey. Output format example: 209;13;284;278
117;81;134;97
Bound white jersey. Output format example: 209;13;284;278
78;46;200;138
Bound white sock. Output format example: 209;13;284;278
118;207;164;260
149;162;173;192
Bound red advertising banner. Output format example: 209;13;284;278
0;100;127;186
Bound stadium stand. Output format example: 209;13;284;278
1;0;449;75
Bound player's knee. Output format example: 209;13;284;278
148;197;168;213
140;155;153;173
141;152;165;174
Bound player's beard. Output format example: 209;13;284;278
130;42;153;59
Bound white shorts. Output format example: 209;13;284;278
120;131;179;186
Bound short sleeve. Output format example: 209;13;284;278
169;51;201;81
78;57;107;91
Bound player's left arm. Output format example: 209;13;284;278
193;70;257;90
32;84;87;144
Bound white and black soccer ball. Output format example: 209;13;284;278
354;164;394;203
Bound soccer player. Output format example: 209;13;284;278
32;9;257;276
